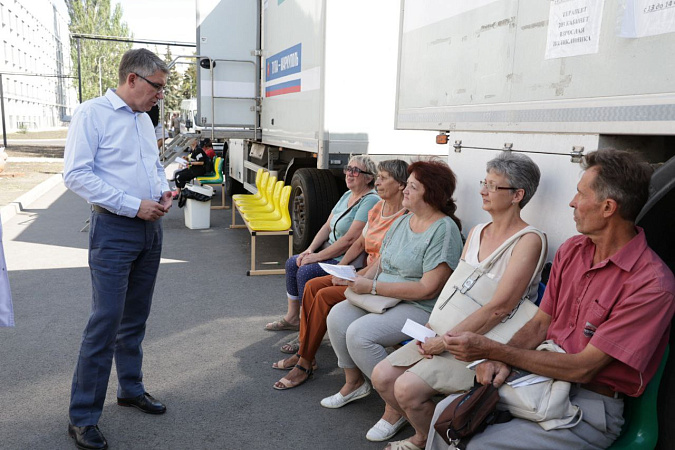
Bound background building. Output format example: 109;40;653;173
0;0;77;132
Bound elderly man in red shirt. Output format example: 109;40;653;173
428;149;675;450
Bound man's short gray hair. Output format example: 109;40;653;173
118;48;169;85
486;152;541;209
581;149;652;222
377;159;409;186
349;155;377;188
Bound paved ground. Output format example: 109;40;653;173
0;178;401;450
0;146;64;208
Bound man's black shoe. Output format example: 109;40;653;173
117;392;167;414
68;424;108;450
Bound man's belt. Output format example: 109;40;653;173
92;205;114;215
578;382;623;399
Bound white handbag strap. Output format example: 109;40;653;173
460;227;548;297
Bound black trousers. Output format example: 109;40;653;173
174;167;207;189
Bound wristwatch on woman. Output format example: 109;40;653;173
371;279;377;295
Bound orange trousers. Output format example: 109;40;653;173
298;274;348;361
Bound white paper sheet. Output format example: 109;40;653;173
318;263;357;281
505;367;553;387
401;319;436;342
620;0;675;38
466;359;488;370
545;0;605;59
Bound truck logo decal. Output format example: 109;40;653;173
266;43;302;97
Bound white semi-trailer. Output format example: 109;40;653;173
195;0;441;252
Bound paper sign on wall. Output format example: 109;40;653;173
620;0;675;37
545;0;606;59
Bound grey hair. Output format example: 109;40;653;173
349;155;377;188
377;159;409;186
486;152;541;208
118;48;169;85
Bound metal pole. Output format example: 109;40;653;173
98;56;103;96
0;74;6;148
160;99;165;157
210;60;214;142
76;38;82;103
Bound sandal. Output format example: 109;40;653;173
272;353;299;370
273;364;313;390
384;440;423;450
272;353;318;371
280;336;300;354
264;318;300;331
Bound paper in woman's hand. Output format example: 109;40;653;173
318;263;357;281
401;319;436;342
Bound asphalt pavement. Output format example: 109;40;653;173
0;181;399;450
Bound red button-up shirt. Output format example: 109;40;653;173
540;228;675;396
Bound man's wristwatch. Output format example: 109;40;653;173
371;279;377;295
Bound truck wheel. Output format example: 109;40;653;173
290;168;341;254
223;149;244;196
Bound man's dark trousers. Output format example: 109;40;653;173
69;210;163;426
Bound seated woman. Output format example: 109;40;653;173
173;139;213;191
264;155;380;331
321;160;464;420
371;152;545;450
273;160;409;390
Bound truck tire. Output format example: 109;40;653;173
290;168;341;254
223;149;244;196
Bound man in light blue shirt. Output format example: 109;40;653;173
64;48;173;450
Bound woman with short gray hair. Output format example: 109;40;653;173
370;152;546;449
486;151;541;209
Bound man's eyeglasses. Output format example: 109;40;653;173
479;180;518;192
344;166;372;176
134;73;165;93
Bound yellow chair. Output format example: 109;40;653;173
232;168;265;203
196;157;229;210
235;171;270;207
248;186;292;231
238;175;277;213
242;181;284;221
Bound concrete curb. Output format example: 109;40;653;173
0;173;64;224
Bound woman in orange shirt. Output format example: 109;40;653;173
273;160;409;390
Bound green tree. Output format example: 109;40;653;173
181;59;197;99
162;47;182;114
65;0;133;102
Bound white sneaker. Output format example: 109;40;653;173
366;417;408;442
320;381;372;409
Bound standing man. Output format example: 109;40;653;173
63;48;173;450
171;112;181;137
430;149;675;449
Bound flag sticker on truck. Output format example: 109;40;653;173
265;43;302;97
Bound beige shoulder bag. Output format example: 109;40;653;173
428;227;547;343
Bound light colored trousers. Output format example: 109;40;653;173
426;385;624;450
326;300;430;378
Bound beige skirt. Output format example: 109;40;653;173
386;340;475;395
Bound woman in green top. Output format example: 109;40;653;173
320;160;464;419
